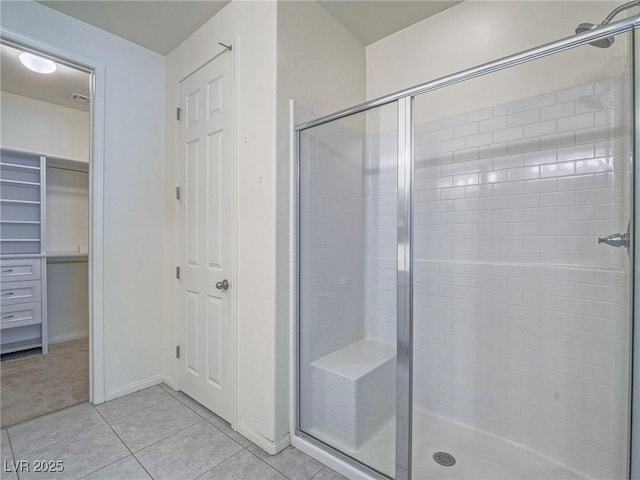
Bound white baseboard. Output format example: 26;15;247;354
49;331;88;345
235;421;290;455
162;375;178;391
104;374;165;402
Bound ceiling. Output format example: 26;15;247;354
39;1;230;55
3;1;460;112
319;1;461;45
1;44;91;112
39;1;460;55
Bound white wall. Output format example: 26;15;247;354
276;0;366;443
165;0;282;452
1;1;166;399
0;92;90;161
366;1;626;105
47;262;88;343
46;167;89;344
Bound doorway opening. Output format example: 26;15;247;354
0;39;95;426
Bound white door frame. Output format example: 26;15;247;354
0;27;106;404
173;43;239;426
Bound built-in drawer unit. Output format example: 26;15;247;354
0;258;42;282
0;280;42;306
0;302;42;330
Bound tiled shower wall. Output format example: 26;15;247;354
397;77;631;479
299;120;367;441
300;121;365;363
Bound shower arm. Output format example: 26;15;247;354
601;0;640;25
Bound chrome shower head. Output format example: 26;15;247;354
575;0;640;48
575;22;615;48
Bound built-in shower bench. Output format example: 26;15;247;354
308;339;396;449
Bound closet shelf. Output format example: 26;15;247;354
0;162;40;171
0;199;40;205
0;221;41;224
0;239;40;242
0;179;40;186
1;339;42;355
46;251;88;259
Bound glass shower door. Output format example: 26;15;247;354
411;30;633;480
298;102;399;477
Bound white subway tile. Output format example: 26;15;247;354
442;113;467;128
508;109;540;127
441;137;467;152
493;126;523;143
466;107;493;122
539;132;575;149
557;113;595;132
575;157;613;175
524;120;557;138
467;132;494;148
454;122;480;138
523;178;557;193
508;165;540;181
479;116;507;132
540;161;575;178
540;101;575;121
494;99;524;116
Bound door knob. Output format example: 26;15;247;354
216;279;230;290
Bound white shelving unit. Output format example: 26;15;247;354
0;148;48;354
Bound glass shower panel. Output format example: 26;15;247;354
411;31;633;479
299;102;398;477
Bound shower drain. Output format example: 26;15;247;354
433;451;456;467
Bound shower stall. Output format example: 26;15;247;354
293;12;640;480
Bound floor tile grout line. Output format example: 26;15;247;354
309;466;328;480
192;446;266;480
128;417;216;457
188;444;249;480
164;388;216;420
97;389;174;424
5;429;20;480
92;404;155;480
7;404;107;459
245;447;298;480
203;416;254;448
165;387;254;448
99;392;241;460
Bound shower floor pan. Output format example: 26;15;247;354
322;408;590;479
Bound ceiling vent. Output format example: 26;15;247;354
70;93;90;104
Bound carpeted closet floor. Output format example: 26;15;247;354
0;337;89;427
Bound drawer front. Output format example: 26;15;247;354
0;280;41;306
0;258;41;282
0;302;41;329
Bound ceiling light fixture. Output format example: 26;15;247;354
18;52;57;74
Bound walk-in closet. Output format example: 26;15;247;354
0;42;91;426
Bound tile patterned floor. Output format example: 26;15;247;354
0;384;345;480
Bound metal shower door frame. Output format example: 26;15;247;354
293;14;640;480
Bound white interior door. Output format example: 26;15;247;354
177;51;235;422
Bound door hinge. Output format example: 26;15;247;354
176;107;181;121
176;266;181;279
176;345;180;359
176;186;181;200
